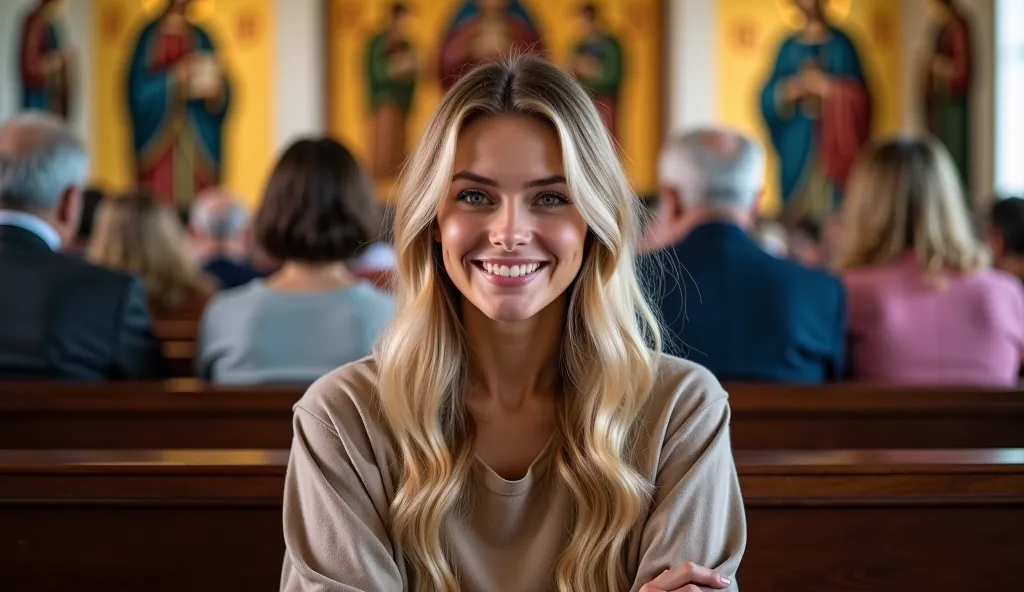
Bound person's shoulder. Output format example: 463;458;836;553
972;268;1024;298
293;356;389;441
56;254;138;293
205;279;259;305
646;354;729;424
782;258;842;291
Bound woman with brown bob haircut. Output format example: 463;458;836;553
196;138;395;385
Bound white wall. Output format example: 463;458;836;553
0;0;93;141
274;0;325;152
899;0;995;206
667;0;718;132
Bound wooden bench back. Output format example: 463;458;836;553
1;448;1021;591
2;382;1022;450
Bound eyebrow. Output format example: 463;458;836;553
451;171;567;189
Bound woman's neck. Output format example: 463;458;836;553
463;297;566;410
264;261;356;292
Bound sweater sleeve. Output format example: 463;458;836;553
629;391;747;591
280;404;404;591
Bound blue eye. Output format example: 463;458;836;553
536;192;570;207
457;189;492;205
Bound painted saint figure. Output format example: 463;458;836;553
569;4;623;142
127;0;231;213
438;0;546;91
19;0;71;119
367;3;418;179
760;0;872;227
923;0;972;191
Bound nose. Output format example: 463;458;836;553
489;200;531;251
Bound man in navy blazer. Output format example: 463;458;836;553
642;127;846;383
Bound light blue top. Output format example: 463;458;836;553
196;279;395;385
0;210;61;250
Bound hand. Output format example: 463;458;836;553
638;562;732;592
802;66;832;98
173;56;193;84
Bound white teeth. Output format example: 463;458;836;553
481;262;542;277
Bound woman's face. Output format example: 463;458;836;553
436;114;588;323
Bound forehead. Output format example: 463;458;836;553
452;115;564;182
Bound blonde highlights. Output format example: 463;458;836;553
376;56;660;592
835;136;989;277
88;192;215;311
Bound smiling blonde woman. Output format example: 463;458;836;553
280;56;746;592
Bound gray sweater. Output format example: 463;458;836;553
197;280;394;384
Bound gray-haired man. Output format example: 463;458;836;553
189;187;263;289
0;111;164;380
644;126;846;383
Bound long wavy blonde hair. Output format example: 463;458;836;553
834;136;989;277
376;56;661;592
88;192;215;312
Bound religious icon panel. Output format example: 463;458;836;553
328;0;664;198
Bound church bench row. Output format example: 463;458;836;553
1;448;1021;592
1;382;1021;450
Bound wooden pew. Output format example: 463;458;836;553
0;382;301;449
728;383;1024;449
153;315;201;378
2;382;1022;450
1;448;1022;590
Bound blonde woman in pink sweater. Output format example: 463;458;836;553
836;137;1024;385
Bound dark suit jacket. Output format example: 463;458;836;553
649;221;846;383
203;256;263;290
0;224;166;380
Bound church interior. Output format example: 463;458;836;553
0;0;1023;590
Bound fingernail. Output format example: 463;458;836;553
719;575;731;585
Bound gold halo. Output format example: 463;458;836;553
776;0;852;29
141;0;216;22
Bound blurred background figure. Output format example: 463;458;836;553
0;112;164;380
18;0;72;119
196;138;394;385
987;196;1024;288
88;191;216;316
189;186;262;289
646;126;846;383
837;137;1024;386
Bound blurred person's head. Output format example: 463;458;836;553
645;126;765;251
578;4;599;35
794;0;826;23
88;192;215;312
189;186;251;260
0;111;88;247
834;136;988;276
987;196;1024;278
254;138;378;267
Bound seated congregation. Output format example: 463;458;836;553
1;112;1021;387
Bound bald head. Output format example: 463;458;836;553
0;111;88;212
659;127;765;213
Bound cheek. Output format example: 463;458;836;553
541;217;588;268
437;212;477;265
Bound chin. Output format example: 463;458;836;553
479;300;539;323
